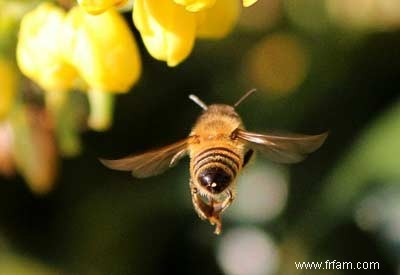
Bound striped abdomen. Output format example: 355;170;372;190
192;147;242;194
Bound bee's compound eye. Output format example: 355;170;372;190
198;167;231;194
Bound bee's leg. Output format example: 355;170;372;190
208;190;236;235
190;180;213;220
213;190;235;214
192;193;223;235
208;210;222;235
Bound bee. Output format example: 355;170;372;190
100;89;328;234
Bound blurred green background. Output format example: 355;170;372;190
1;0;400;274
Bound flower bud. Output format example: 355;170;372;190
12;106;58;195
197;0;240;39
16;2;78;93
64;6;141;93
133;0;196;67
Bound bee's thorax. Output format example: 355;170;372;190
190;104;243;138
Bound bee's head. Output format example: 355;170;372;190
198;166;232;194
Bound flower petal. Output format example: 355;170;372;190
243;0;258;7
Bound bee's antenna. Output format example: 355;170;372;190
234;88;257;107
189;94;208;110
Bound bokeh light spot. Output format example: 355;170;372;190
355;185;400;243
228;161;288;223
244;33;309;96
217;227;279;275
327;0;400;31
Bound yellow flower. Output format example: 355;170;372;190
134;0;248;65
78;0;128;15
64;6;141;93
63;6;141;130
196;0;240;39
0;58;17;120
174;0;216;12
133;0;196;67
16;2;78;93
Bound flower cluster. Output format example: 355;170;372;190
81;0;258;66
17;2;141;131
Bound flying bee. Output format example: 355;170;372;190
100;89;328;235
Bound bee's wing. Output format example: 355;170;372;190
99;136;196;178
234;129;328;163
